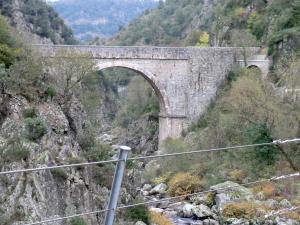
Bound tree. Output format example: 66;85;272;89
44;50;95;109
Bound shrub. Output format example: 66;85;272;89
229;169;247;183
85;142;110;162
0;44;16;68
77;127;96;150
222;202;257;219
45;87;57;100
51;168;68;181
252;182;276;199
1;142;30;163
23;107;38;118
25;117;47;141
70;217;87;225
168;172;202;197
150;211;174;225
125;204;150;225
91;165;114;188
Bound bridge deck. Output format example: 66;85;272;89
33;44;259;60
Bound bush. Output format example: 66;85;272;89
252;182;276;199
23;107;38;118
0;142;30;163
0;44;16;68
125;204;150;225
168;172;202;197
25;117;47;141
77;127;96;150
228;169;247;183
150;211;174;225
70;217;87;225
51;168;68;181
222;202;257;219
45;87;57;100
85;142;110;162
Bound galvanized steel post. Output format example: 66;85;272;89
104;146;131;225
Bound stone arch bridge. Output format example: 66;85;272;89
35;45;267;144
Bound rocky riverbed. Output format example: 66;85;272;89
135;181;300;225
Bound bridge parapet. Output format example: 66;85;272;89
33;44;259;60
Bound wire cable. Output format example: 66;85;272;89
1;138;299;176
265;206;300;218
23;171;300;225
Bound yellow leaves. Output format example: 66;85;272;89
196;32;210;47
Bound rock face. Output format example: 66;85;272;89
0;96;108;225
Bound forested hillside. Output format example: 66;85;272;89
112;0;300;56
50;0;157;42
0;0;76;44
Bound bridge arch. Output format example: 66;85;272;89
95;61;169;116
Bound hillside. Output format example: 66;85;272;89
0;0;76;44
49;0;157;42
111;0;300;56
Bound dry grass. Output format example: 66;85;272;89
150;211;175;225
222;202;258;219
228;169;247;183
167;172;202;197
251;182;276;198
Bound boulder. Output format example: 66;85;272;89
265;199;279;209
135;221;147;225
210;181;254;210
192;204;217;219
182;203;194;218
276;217;300;225
279;199;292;208
149;207;164;214
142;184;152;192
226;218;250;225
150;183;168;195
202;219;219;225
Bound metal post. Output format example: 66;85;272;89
104;146;131;225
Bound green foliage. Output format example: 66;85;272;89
23;107;38;118
243;123;278;175
70;217;87;225
0;44;16;68
25;117;47;141
0;16;18;68
51;168;68;181
44;87;57;100
116;76;159;128
44;50;95;106
77;126;110;162
112;0;205;46
0;16;16;48
85;142;110;162
0;141;30;163
125;203;150;225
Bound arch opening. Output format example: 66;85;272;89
96;64;168;116
247;65;262;76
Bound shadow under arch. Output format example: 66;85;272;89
247;65;263;75
95;62;168;116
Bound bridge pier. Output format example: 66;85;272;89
159;114;188;145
